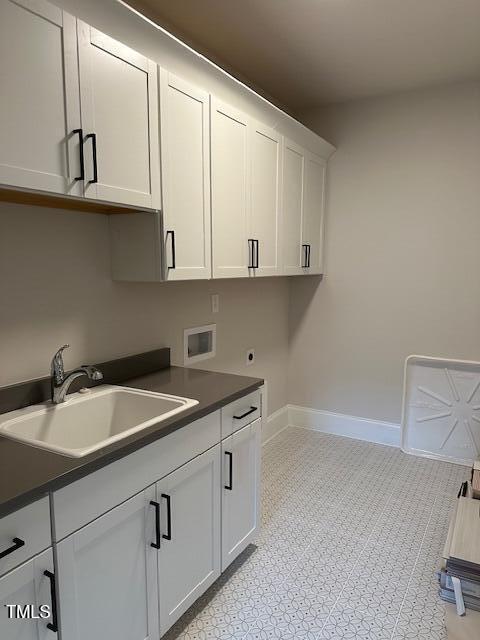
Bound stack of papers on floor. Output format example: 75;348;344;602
441;496;480;613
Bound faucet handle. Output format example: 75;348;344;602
51;344;70;385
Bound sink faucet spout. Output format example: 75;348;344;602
50;345;103;404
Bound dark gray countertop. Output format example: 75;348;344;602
0;366;263;519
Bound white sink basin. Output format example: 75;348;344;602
0;385;198;457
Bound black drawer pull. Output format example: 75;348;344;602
44;570;58;633
233;406;257;420
225;451;233;490
161;493;172;540
0;537;25;560
150;501;161;549
72;128;84;181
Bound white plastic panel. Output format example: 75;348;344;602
401;355;480;466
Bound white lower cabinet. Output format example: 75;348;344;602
221;418;261;571
156;445;221;635
0;548;55;639
53;445;226;639
51;398;261;639
56;486;160;640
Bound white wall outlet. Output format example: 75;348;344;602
246;349;255;366
211;294;219;313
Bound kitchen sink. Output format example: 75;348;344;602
0;385;198;457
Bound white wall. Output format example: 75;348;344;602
0;204;289;413
289;81;480;424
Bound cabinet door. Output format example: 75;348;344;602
302;151;326;274
282;138;305;275
222;418;261;571
157;445;221;635
0;0;82;196
77;22;160;209
211;99;250;278
56;487;159;640
0;548;54;640
249;122;283;277
160;70;211;280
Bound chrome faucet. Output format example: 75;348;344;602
50;345;103;404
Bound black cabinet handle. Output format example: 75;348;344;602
161;493;172;540
225;451;233;490
0;537;25;560
248;239;254;269
302;244;312;268
248;240;259;269
150;500;161;549
166;230;176;269
233;406;257;420
302;244;308;268
43;570;58;633
72;129;84;181
85;133;98;184
254;239;259;268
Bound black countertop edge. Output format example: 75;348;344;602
0;366;263;519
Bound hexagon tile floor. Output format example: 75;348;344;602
164;427;467;640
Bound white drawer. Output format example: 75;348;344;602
0;497;51;578
53;410;221;541
221;390;262;439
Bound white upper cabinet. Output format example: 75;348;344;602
77;22;160;209
159;70;211;280
282;140;326;275
1;0;332;278
249;122;283;276
211;101;285;279
211;99;250;279
303;151;326;274
0;0;82;196
282;139;305;275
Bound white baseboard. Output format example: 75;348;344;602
288;405;401;448
262;404;401;448
262;406;289;445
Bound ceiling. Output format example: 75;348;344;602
127;0;480;114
